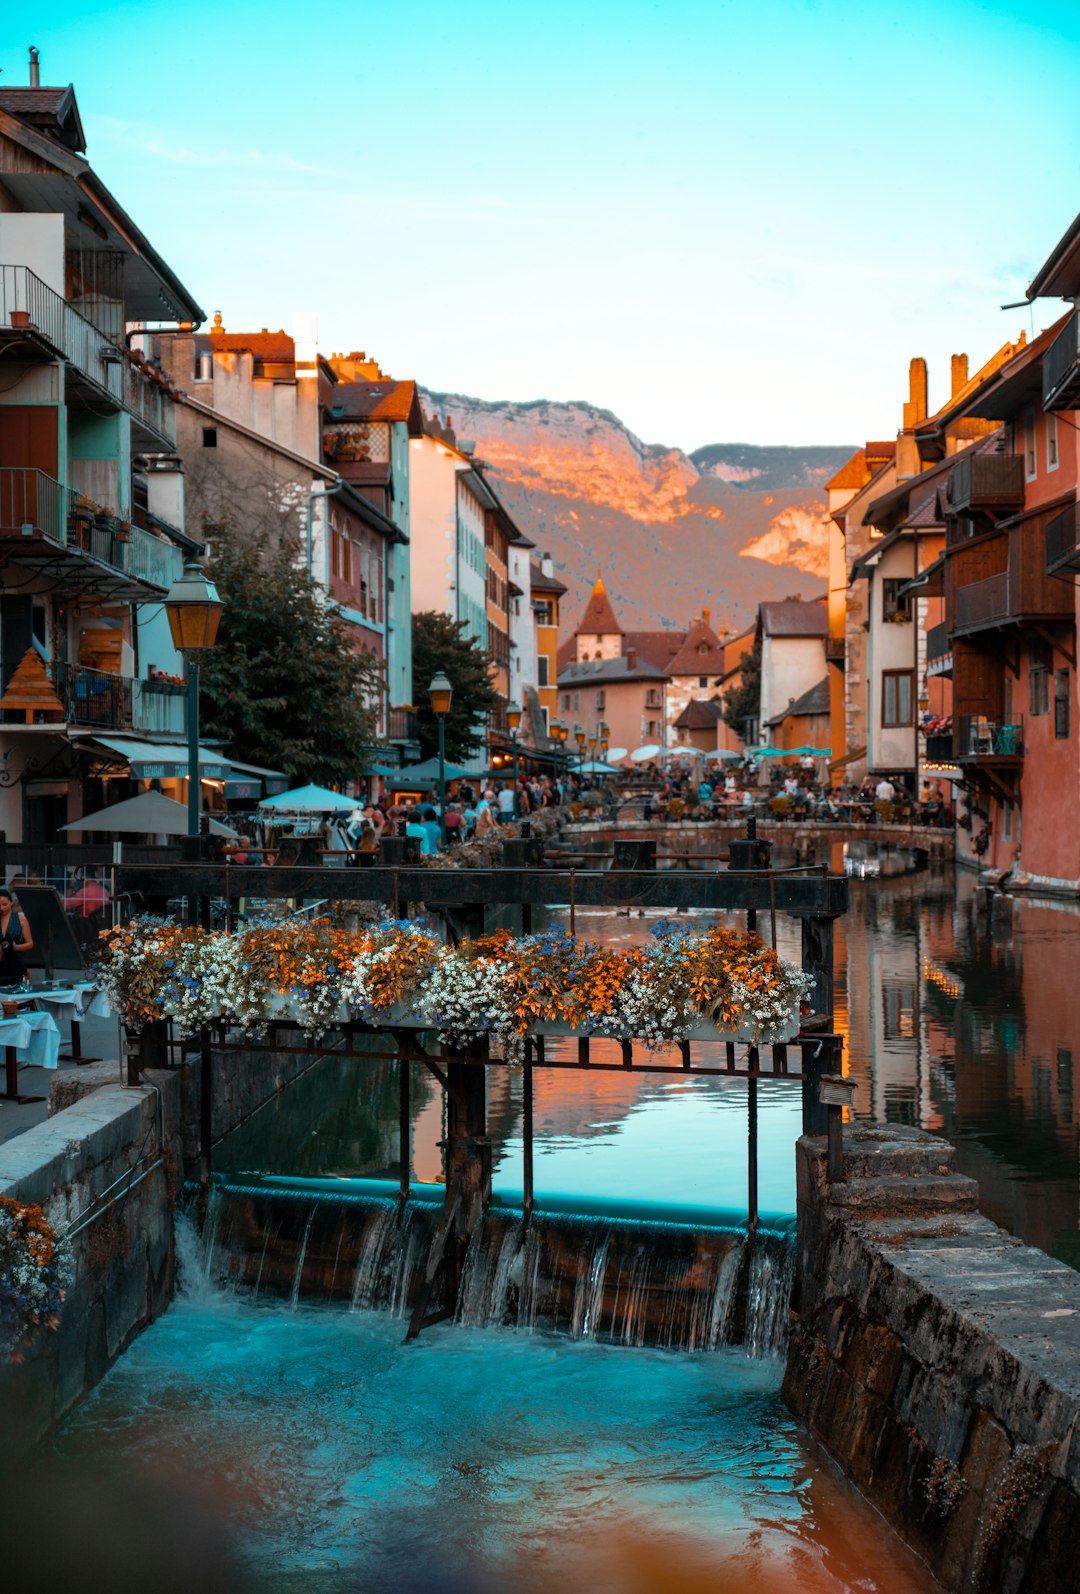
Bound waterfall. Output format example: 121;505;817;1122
198;1177;796;1356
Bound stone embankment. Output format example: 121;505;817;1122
784;1125;1080;1592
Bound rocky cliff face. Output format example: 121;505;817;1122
421;389;852;632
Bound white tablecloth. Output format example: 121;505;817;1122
4;983;112;1026
0;1010;61;1069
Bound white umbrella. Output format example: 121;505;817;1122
258;783;357;814
62;791;238;838
713;749;742;761
605;746;629;763
630;744;663;763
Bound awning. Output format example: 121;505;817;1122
85;734;233;780
223;755;290;798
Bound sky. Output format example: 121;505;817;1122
4;0;1080;452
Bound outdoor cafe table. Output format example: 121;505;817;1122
2;983;111;1065
0;1010;61;1103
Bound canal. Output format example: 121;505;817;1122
53;857;1080;1591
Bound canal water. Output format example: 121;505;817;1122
55;855;1080;1590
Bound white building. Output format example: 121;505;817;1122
757;600;828;737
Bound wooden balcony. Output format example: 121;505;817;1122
1043;309;1080;412
946;453;1024;514
926;621;951;662
956;715;1024;764
825;634;845;663
1046;502;1080;579
951;522;1074;637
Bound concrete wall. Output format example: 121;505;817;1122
784;1124;1080;1593
0;1077;184;1456
760;634;826;730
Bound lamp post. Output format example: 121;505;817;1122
574;723;586;779
164;560;223;838
506;700;522;818
427;671;453;850
551;718;567;783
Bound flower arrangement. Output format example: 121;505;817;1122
97;916;812;1050
919;714;952;735
0;1195;70;1360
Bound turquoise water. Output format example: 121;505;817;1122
57;1280;933;1593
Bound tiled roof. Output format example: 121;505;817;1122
332;379;423;431
767;676;829;725
759;600;827;638
196;328;295;360
825;449;869;492
0;84;85;153
674;697;724;730
557;655;668;686
530;563;567;596
623;629;685;670
575;576;623;636
665;613;727;676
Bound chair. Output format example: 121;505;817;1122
970;716;993;755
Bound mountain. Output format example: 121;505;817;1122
420;390;854;634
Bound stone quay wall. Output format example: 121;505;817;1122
784;1125;1080;1593
0;1077;184;1455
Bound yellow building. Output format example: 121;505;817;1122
530;556;566;734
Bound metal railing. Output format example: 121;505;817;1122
947;453;1024;513
1046;501;1080;576
954;572;1009;630
54;663;132;729
957;715;1024;759
0;467;183;590
1043;309;1080;410
926;621;950;661
132;678;186;736
0;264;176;445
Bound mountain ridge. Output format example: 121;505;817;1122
419;387;854;633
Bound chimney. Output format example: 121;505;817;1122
541;552;554;578
626;649;637;670
951;353;969;397
29;46;40;87
902;357;928;430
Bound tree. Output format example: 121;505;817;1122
411;610;499;763
721;634;761;741
200;521;380;784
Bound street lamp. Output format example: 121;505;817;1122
427;671;453;850
551;718;568;781
506;700;522;818
574;722;586;778
164;560;223;837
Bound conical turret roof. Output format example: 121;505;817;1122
576;575;622;636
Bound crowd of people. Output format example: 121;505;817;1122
639;758;951;828
220;769;610;864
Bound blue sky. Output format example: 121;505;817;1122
4;1;1080;450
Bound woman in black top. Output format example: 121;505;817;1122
0;889;33;984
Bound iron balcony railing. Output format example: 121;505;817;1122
954;572;1009;631
947;453;1024;514
956;715;1024;760
0;264;176;446
923;733;954;763
926;621;950;661
1043;309;1080;411
0;467;184;592
3;663;184;735
1046;501;1080;578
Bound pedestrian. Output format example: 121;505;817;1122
0;888;33;984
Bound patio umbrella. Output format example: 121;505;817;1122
630;744;663;762
258;784;357;814
397;758;476;784
578;759;620;775
712;749;742;761
62;791;238;838
368;764;399;777
605;746;629;763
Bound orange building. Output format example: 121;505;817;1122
530;556;566;735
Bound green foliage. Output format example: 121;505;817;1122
721;635;761;738
200;522;380;784
412;610;499;762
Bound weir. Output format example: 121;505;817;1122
119;829;846;1348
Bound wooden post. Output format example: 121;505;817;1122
198;1028;213;1193
442;1040;491;1311
398;1045;411;1203
523;1055;534;1217
798;913;838;1025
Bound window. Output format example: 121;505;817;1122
201;427;217;448
645;688;662;708
1055;669;1070;739
1030;644;1051;716
1023;409;1037;480
594;690;605;710
1047;414;1059;472
881;669;913;727
698;675;708;688
538;656;550;687
561;693;570;711
882;579;911;623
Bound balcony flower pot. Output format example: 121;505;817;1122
9;310;33;330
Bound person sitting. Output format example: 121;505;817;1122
404;805;432;856
356;820;379;866
422;806;443;856
0;888;33;984
63;871;112;916
443;804;464;844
